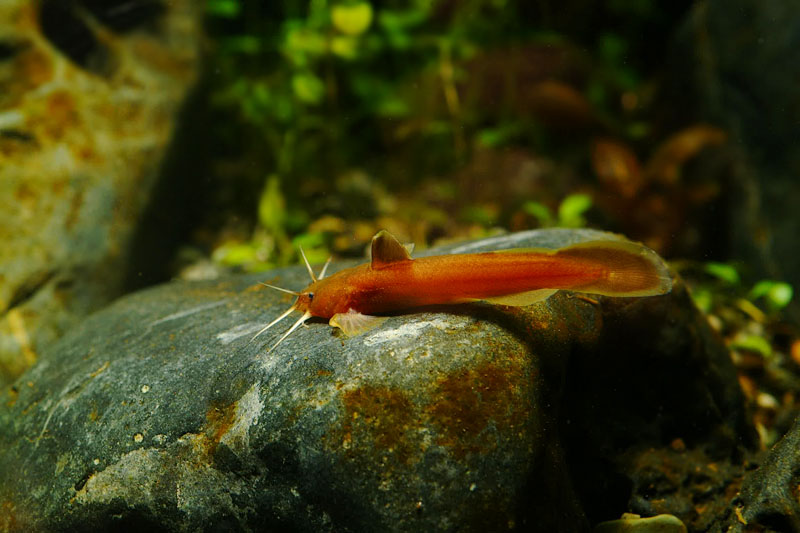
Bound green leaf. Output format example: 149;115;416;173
461;205;497;227
292;72;325;104
597;32;640;90
598;32;627;65
285;208;311;234
477;128;505;148
523;202;554;227
213;242;260;267
729;334;772;358
258;175;287;234
767;283;793;309
476;123;524;148
292;232;329;265
626;121;650;139
332;3;373;36
220;35;261;54
557;194;592;227
750;280;794;310
703;262;740;285
377;8;428;49
586;81;606;108
292;231;325;249
378;8;428;32
284;27;327;66
206;0;241;18
375;96;409;117
331;35;359;59
689;287;713;314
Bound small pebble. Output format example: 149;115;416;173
594;513;687;533
669;438;686;452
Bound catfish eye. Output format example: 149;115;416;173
307;292;314;301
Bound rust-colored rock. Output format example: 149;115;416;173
0;0;201;386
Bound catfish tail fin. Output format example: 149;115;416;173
555;240;672;297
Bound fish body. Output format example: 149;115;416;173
255;230;673;349
302;242;669;318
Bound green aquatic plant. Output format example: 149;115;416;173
203;0;673;269
690;260;793;314
212;174;331;271
523;194;593;229
748;280;793;313
205;0;442;266
678;259;793;371
702;261;740;286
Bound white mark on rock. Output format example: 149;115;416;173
219;384;263;452
361;317;459;347
148;300;227;329
215;322;265;345
35;364;103;448
35;398;63;448
74;448;164;505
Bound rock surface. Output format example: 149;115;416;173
716;413;800;532
0;229;751;532
0;0;201;386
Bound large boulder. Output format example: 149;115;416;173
0;229;752;532
0;0;201;386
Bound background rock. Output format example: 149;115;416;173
0;0;201;386
716;413;800;532
0;229;751;532
667;0;800;320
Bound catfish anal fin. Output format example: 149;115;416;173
370;230;412;269
483;289;558;306
330;310;388;336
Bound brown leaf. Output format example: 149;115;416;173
591;137;643;198
525;80;596;130
645;125;727;185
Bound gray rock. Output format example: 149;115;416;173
0;229;751;532
715;413;800;532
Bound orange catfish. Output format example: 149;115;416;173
254;230;672;350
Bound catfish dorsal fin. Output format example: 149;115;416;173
370;230;412;269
